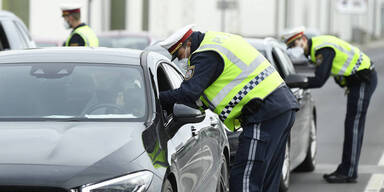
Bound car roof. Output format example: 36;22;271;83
0;47;144;65
246;38;272;52
0;10;19;19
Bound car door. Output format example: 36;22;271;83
272;46;311;166
162;63;222;192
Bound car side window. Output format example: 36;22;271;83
264;50;279;71
162;63;184;88
156;65;173;91
0;22;10;50
271;48;285;78
1;20;26;49
272;47;295;79
156;63;176;115
280;48;296;74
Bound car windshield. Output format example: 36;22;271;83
99;36;150;50
0;63;146;121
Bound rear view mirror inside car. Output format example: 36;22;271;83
30;64;75;79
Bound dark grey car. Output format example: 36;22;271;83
0;48;229;192
227;38;317;191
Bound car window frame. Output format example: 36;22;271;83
162;62;184;88
13;20;31;45
279;48;297;75
0;19;26;49
272;46;291;79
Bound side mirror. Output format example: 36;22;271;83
285;74;308;88
166;104;205;139
173;104;205;123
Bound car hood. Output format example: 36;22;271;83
0;122;149;188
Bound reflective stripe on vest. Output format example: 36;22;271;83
218;65;276;121
65;25;99;47
310;35;370;76
197;43;268;108
192;31;284;130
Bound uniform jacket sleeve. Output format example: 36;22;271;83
160;51;223;108
67;34;85;46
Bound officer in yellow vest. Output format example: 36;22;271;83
159;25;299;192
61;5;99;47
282;27;377;183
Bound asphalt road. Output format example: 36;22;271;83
289;44;384;192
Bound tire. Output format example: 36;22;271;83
295;117;317;172
162;177;176;192
216;154;230;192
279;141;290;192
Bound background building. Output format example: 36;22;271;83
0;0;382;43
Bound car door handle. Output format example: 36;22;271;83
210;117;219;126
191;126;198;137
175;142;185;152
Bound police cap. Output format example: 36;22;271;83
159;24;195;61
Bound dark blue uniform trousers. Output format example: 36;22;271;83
336;70;377;178
230;110;296;192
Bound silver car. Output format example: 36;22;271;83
227;38;317;192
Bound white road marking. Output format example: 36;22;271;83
365;174;384;192
379;152;384;166
364;152;384;192
313;164;384;174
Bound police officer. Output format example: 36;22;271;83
282;27;377;183
61;5;99;47
159;25;299;192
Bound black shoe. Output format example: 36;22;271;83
323;172;357;183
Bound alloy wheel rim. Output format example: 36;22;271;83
217;159;229;192
282;142;290;185
310;119;317;165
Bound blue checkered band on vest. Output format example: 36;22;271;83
219;65;276;121
351;52;363;74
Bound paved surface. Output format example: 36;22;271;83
289;44;384;191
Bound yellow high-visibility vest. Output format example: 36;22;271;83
191;31;284;131
65;25;99;47
310;35;371;76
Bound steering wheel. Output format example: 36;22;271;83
81;103;126;116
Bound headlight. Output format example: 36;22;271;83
81;171;153;192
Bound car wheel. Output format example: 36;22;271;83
279;141;290;192
162;177;176;192
295;116;317;172
216;154;229;192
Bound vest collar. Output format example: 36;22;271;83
190;31;205;54
72;23;86;33
306;38;312;57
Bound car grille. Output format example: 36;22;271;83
0;186;69;192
